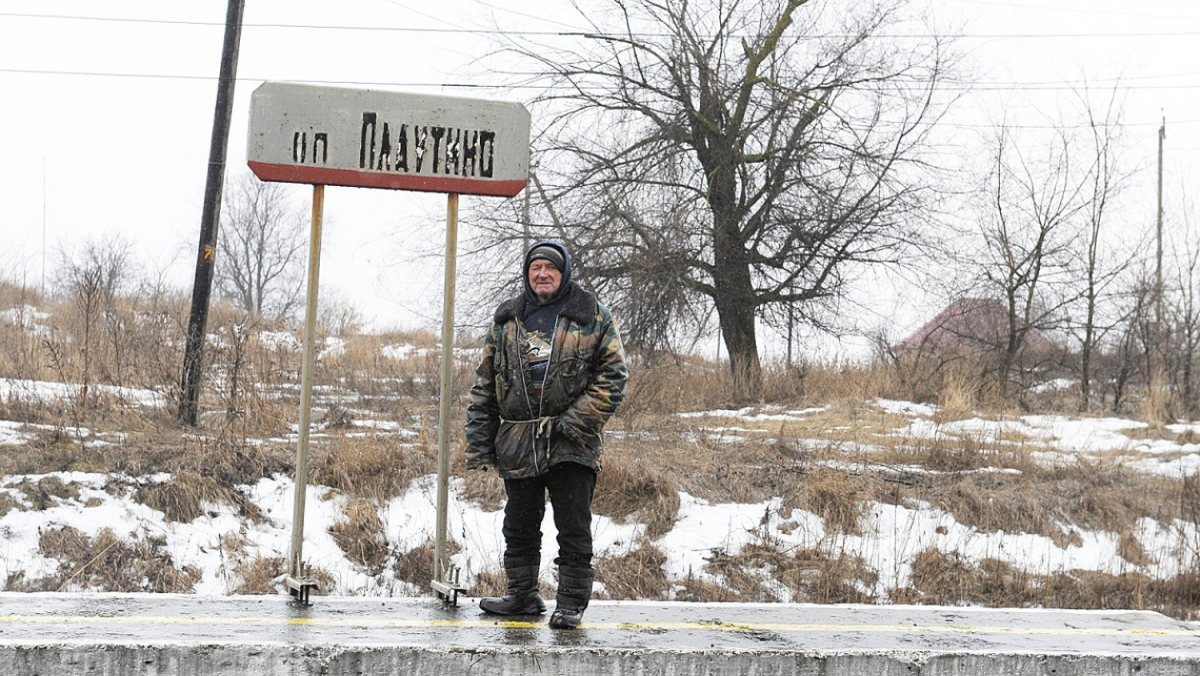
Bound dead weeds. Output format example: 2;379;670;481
595;538;670;600
328;498;390;574
593;454;680;539
393;538;461;591
898;547;1184;614
11;526;200;593
783;467;872;535
312;434;435;504
12;475;80;509
4;291;1200;616
229;555;286;595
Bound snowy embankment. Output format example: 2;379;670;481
2;371;1200;599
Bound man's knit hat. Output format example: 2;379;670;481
522;241;573;306
527;244;565;272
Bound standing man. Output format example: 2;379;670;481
465;240;628;629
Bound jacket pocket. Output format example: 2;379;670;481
555;355;589;399
495;370;512;403
495;419;550;476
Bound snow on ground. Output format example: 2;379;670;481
3;377;1200;597
0;378;166;408
0;306;50;335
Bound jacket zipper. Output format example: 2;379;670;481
515;318;534;416
537;313;564;418
533;313;564;475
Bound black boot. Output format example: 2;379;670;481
479;564;546;615
549;565;593;629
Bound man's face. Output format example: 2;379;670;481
528;259;563;303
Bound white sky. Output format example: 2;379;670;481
1;0;1198;347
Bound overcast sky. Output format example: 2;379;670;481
1;0;1198;353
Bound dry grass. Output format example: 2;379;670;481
593;454;680;539
594;539;670;600
777;360;900;404
935;373;979;422
720;542;877;604
6;280;1200;617
135;474;235;523
311;434;435;504
11;476;81;509
328;498;390;574
466;567;508;598
230;555;286;595
702;545;779;602
120;437;286;523
458;464;507;512
1139;370;1175;429
394;538;461;591
674;573;744;602
783;467;871;535
6;526;200;593
615;358;733;424
897;547;1182;613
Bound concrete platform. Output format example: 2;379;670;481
2;592;1200;674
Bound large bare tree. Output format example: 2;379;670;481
499;0;952;398
216;173;305;320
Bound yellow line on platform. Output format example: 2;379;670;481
2;614;1199;638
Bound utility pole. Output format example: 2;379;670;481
522;178;531;253
532;173;565;237
41;158;46;298
1155;117;1166;329
178;0;246;425
786;303;794;371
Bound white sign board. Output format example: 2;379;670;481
248;82;530;197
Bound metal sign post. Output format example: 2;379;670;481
285;183;325;605
431;193;462;604
247;82;529;606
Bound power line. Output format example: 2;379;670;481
0;11;584;36
4;66;1200;95
0;67;506;88
2;66;1198;132
4;10;1200;40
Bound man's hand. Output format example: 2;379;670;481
466;454;496;472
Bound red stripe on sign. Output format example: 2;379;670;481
247;162;528;198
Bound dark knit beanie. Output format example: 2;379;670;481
527;244;565;272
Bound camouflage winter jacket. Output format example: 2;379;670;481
464;282;628;479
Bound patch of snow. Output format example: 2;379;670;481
319;337;346;360
0;378;165;408
0;305;50;335
258;331;300;352
877;399;937;418
381;344;415;360
1029;378;1076;394
679;407;756;419
1020;415;1143;453
0;421;33;446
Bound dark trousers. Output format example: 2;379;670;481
502;461;596;570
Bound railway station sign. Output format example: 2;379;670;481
248;82;530;197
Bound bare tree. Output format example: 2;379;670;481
962;120;1098;397
1161;198;1200;419
216;173;305;320
1071;89;1137;411
54;235;133;412
490;0;953;399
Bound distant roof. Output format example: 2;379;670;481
897;297;1058;354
